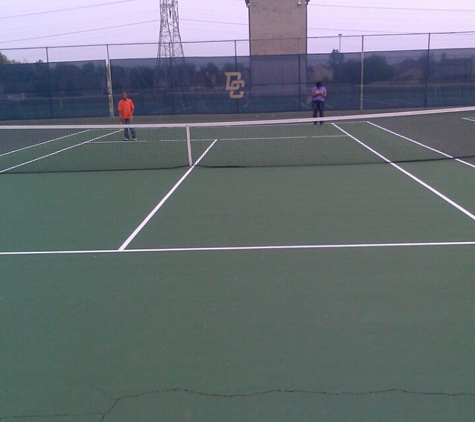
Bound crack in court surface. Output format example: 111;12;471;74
1;387;474;421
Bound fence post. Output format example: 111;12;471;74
106;45;115;118
298;42;302;112
234;40;239;114
46;47;53;118
169;52;176;115
359;36;365;110
424;33;431;108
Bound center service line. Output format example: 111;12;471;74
118;139;218;251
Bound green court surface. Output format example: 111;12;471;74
1;112;475;421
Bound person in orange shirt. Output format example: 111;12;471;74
118;91;137;141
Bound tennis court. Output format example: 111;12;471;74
1;109;475;421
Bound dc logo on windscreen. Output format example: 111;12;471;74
225;72;245;99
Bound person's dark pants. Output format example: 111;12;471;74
121;119;136;140
312;101;325;125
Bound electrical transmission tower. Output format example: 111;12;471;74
158;0;185;58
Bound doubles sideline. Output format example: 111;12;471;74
333;122;475;223
0;130;120;173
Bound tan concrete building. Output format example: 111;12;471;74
244;0;309;99
246;0;309;56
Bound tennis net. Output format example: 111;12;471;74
1;107;475;173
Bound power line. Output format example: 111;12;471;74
310;4;475;12
0;0;141;20
181;18;247;27
0;19;159;45
2;1;472;46
0;16;247;46
308;27;411;35
0;15;249;46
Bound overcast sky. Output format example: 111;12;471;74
1;0;475;61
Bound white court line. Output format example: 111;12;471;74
0;130;121;174
333;123;475;223
93;139;214;143
327;121;368;125
1;240;475;256
0;130;91;158
118;139;219;251
92;140;148;143
462;117;475;122
309;135;347;139
367;121;475;169
220;135;345;141
132;135;348;144
221;135;347;141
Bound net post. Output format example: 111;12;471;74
186;125;193;166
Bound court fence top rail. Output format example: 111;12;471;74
3;31;475;61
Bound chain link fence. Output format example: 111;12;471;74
1;32;475;120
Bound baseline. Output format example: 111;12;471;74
1;240;475;256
